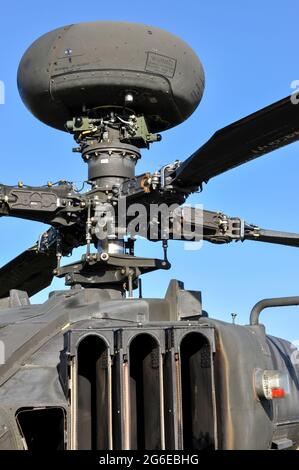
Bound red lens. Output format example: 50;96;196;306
271;388;285;399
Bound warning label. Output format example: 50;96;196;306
145;52;177;78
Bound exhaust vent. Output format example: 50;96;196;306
72;326;216;450
180;332;215;449
129;334;164;450
77;335;112;449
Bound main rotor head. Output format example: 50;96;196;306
1;21;299;299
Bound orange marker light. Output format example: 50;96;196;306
271;388;286;399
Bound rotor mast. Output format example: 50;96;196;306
66;95;161;256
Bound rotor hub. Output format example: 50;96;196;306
66;106;161;190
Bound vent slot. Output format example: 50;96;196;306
112;346;122;450
180;332;215;449
129;334;163;449
71;327;216;449
163;348;185;449
77;335;112;449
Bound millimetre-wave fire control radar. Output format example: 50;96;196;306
0;22;298;450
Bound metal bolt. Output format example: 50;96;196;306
100;252;109;262
125;93;134;104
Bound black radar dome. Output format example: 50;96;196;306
17;21;205;133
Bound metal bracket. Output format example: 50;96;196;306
55;252;171;290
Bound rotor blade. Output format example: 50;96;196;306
244;228;299;248
0;244;57;299
167;207;299;248
0;223;85;299
174;95;299;188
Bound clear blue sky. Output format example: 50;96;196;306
0;1;299;340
